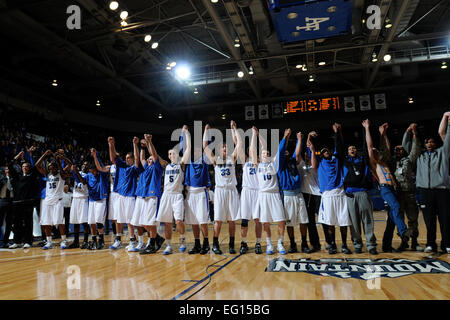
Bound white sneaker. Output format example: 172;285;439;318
446;248;450;254
163;245;173;255
23;243;32;249
42;242;54;250
424;246;433;253
126;240;137;251
414;244;424;252
109;240;122;250
60;240;68;250
129;242;144;252
8;243;20;249
179;242;186;253
277;243;287;255
266;244;274;255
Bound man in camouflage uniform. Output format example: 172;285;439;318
381;123;423;252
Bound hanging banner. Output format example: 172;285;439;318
359;95;371;111
272;103;283;118
258;105;269;120
245;105;255;120
344;96;356;112
374;93;387;110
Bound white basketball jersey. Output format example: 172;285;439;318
214;157;237;188
256;162;279;193
163;163;184;193
45;173;64;205
110;164;116;192
73;172;88;198
242;161;259;190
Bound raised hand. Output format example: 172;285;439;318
308;131;318;138
297;132;304;140
230;120;237;130
284;128;292;139
362;119;370;128
108;137;115;144
140;139;147;148
44;150;53;157
144;134;152;142
28;146;36;153
379;123;388;135
90;148;96;156
133;137;139;145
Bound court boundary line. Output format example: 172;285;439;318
171;254;242;300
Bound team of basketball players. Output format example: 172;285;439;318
17;112;450;256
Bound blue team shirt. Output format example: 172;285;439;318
277;139;302;191
184;156;210;188
318;152;344;193
86;171;109;201
135;161;164;198
114;157;139;197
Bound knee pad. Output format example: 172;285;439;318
96;223;104;229
241;219;249;227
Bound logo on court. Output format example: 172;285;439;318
265;258;450;280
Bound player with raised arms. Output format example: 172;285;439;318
35;150;72;250
203;121;243;255
252;128;289;255
157;125;191;255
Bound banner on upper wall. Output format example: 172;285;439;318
359;95;371;111
259;104;269;119
245;105;255;120
272;103;283;118
374;93;387;110
344;96;356;112
26;133;45;143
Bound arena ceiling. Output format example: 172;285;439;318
1;0;450;124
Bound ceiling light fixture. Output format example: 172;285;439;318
385;18;392;29
318;61;326;66
194;88;199;94
211;0;219;3
441;61;448;69
248;66;254;75
237;71;244;78
144;34;152;42
383;54;392;62
52;79;58;87
120;10;128;20
372;53;378;62
158;113;163;119
151;42;159;49
96;100;101;106
120;20;127;27
169;61;177;68
309;75;315;82
175;65;191;80
109;1;119;11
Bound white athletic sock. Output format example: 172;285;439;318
167;239;172;246
278;236;283;245
256;238;261;244
138;235;144;243
266;237;272;246
242;237;247;243
46;236;52;243
116;233;121;237
61;235;66;241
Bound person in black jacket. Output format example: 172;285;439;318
343;128;377;255
0;166;14;247
8;150;40;248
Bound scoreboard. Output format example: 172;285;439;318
286;96;341;113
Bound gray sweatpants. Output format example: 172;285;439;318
346;191;377;250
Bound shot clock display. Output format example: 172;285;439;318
286;97;341;113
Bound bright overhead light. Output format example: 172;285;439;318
318;61;326;66
158;113;163;119
221;114;226;119
234;43;240;48
96;100;101;106
383;54;392;62
166;66;171;70
296;64;302;69
109;1;119;11
169;61;177;67
144;34;152;42
441;62;448;69
309;75;315;82
302;65;307;71
248;66;254;75
211;0;219;3
372;53;378;62
175;65;191;80
385;19;392;29
151;42;159;49
52;79;58;87
120;20;127;27
237;71;244;78
194;88;199;94
120;10;128;20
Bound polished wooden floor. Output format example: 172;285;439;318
0;211;448;300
